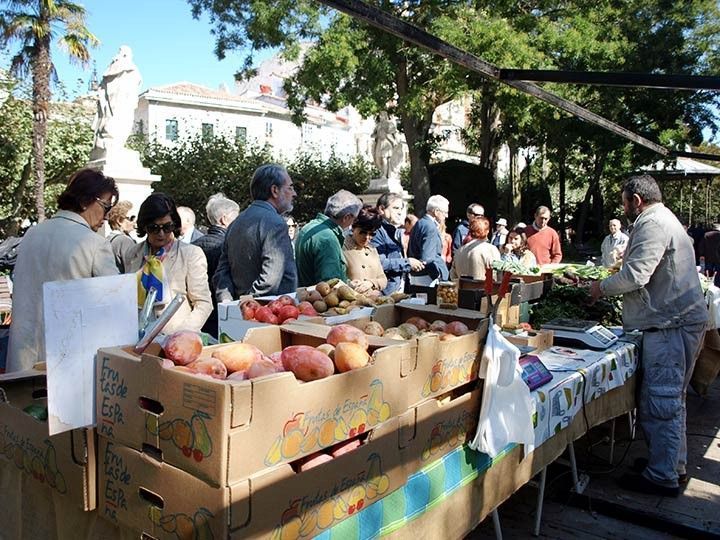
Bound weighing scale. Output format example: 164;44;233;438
540;318;619;350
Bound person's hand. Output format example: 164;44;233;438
409;257;425;272
501;244;512;254
354;280;374;294
589;280;603;303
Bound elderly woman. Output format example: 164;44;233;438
7;169;119;372
122;193;212;333
106;200;136;272
501;229;537;268
343;206;388;294
450;216;501;279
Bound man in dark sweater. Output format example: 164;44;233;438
193;194;239;336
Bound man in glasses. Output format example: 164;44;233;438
215;164;297;302
452;203;485;256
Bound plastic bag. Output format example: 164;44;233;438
706;284;720;329
469;319;536;457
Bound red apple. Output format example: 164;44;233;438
240;299;261;321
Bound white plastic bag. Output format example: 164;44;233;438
706;284;720;329
469;319;536;457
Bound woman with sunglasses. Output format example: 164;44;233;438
7;169;120;372
343;206;387;294
106;200;137;272
122;193;212;334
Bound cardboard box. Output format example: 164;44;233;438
504;329;554;353
0;372;96;510
97;417;405;539
339;303;489;406
217;298;326;341
400;387;481;477
96;325;413;487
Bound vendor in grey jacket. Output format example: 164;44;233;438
214;164;297;302
590;174;707;497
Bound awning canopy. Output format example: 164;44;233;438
642;156;720;181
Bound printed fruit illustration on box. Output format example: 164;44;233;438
0;431;67;494
264;380;391;466
420;351;479;398
148;410;213;463
420;411;475;461
271;452;391;540
147;506;214;540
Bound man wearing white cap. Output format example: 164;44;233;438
490;217;509;249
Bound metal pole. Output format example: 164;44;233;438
533;467;548;536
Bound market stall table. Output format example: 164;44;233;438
0;340;637;540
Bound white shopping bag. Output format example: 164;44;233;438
469;318;536;457
706;284;720;329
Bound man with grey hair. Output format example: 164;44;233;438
600;218;629;267
295;189;362;286
408;194;451;283
178;206;204;243
193;194;240;336
591;174;707;497
526;205;562;264
215;164;297;303
452;202;485;255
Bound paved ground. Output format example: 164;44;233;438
468;372;720;539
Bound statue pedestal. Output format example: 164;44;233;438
87;148;160;218
359;176;412;206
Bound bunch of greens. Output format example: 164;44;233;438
530;285;623;327
492;260;541;275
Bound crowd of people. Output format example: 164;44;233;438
6;163;583;372
2;164;713;502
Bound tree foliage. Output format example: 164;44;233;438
133;133;373;226
0;0;98;221
0;77;94;237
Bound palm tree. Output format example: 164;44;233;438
0;0;98;221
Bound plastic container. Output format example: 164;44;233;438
436;281;459;309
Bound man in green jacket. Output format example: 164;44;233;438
296;189;362;286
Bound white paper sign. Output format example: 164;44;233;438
43;274;138;435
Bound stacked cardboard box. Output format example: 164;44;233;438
95;324;412;538
0;370;96;511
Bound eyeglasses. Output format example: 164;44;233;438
95;198;114;215
146;223;175;234
126;215;136;222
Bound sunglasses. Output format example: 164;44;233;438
126;215;136;222
146;223;176;234
95;198;114;215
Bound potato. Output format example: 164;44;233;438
383;327;405;340
212;342;263;373
316;281;332;296
327;324;369;350
316;343;336;360
330;438;362;458
313;300;328;313
334;342;371;372
163;331;203;366
281;346;335;381
398;322;419;339
405;316;429;331
363;321;384;336
186;357;227;380
429;320;448;333
296;451;333;471
247;357;283;379
445;321;470;336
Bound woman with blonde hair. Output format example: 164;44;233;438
450;216;501;279
106;200;136;272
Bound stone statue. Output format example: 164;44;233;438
372;112;404;180
90;45;142;161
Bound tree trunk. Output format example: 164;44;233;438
508;139;521;225
31;34;52;222
574;152;607;245
557;150;567;239
478;83;500;173
395;56;434;216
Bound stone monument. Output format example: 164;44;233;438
363;112;411;203
87;45;159;217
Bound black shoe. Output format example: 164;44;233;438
630;458;688;485
617;472;679;497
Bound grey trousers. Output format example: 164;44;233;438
639;322;705;487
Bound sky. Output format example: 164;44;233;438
2;0;261;98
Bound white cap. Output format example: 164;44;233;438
496;218;507;226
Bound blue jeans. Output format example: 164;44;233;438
639;322;705;487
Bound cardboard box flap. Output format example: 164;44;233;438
0;366;46;383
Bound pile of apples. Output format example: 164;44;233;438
240;295;318;325
360;316;471;341
160;324;375;383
